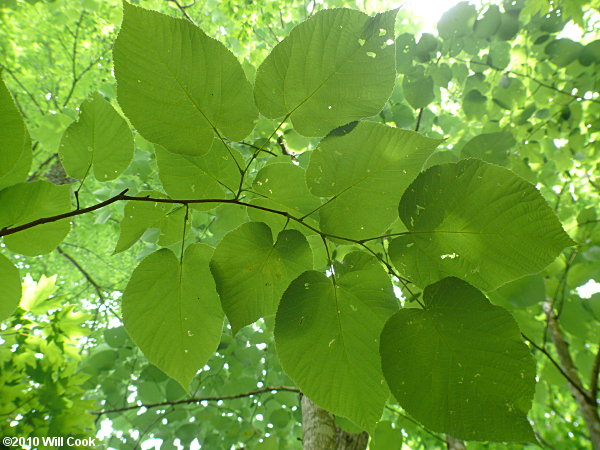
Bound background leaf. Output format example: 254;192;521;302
59;92;133;181
0;253;21;320
0;75;29;179
0;181;71;255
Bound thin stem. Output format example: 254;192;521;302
522;333;593;403
543;249;578;347
452;57;600;105
0;191;423;298
179;204;189;265
167;0;196;23
0;65;44;114
237;115;290;198
232;140;278;156
415;108;424;132
385;405;444;443
590;339;600;401
74;163;92;210
92;386;300;415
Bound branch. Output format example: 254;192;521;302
385;405;444;443
522;333;593;403
92;386;300;415
61;49;110;107
414;108;424;132
0;189;131;238
0;192;364;245
56;246;122;322
27;153;58;181
166;0;195;23
0;192;421;300
232;140;278;156
590;340;600;401
0;65;44;114
542;301;596;406
57;246;107;301
452;57;600;104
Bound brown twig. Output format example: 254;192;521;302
522;333;593;403
92;386;300;415
590;340;600;401
452;57;600;104
415;108;424;132
166;0;195;23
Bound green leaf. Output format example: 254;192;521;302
437;2;477;39
210;222;312;334
462;89;487;118
104;326;130;348
389;159;574;291
275;252;398;432
0;253;21;321
306;121;441;240
155;140;241;207
156;206;191;247
59;92;133;181
545;38;583;67
579;40;600;66
254;8;397;137
247;162;321;234
0;130;31;192
0;75;28;180
113;3;257;156
122;244;224;389
474;5;501;39
414;33;439;63
335;416;363;434
402;74;434;110
496;13;520;41
114;192;180;254
489;274;546;308
488;41;511;70
0;181;71;256
395;33;415;74
19;274;59;314
380;277;536;442
460;131;515;166
370;420;403;450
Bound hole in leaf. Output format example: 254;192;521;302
366;52;376;58
440;253;459;260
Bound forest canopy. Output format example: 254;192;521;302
1;0;600;448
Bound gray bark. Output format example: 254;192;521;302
301;395;369;450
445;435;466;449
543;301;600;449
302;395;336;450
336;428;369;450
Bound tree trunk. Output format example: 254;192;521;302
301;395;369;450
543;301;600;449
336;428;369;450
302;395;337;450
445;435;466;449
